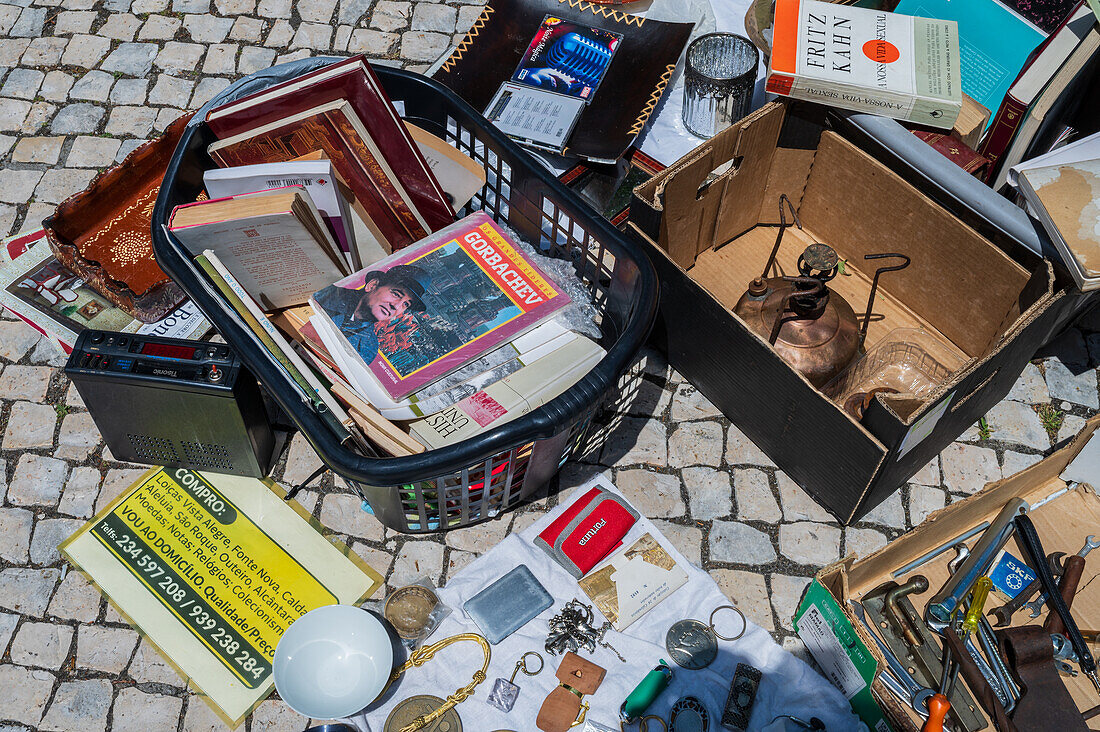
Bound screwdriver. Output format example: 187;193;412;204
923;577;993;732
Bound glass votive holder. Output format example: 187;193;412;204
682;33;760;139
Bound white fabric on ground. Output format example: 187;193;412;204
348;472;863;731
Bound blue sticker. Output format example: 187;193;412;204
989;550;1035;599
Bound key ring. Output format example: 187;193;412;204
710;605;747;641
621;715;668;731
518;651;544;677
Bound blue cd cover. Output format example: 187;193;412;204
512;15;622;102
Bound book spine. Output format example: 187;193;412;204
770;76;960;128
978;94;1029;180
197;253;354;439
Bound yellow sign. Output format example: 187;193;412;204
62;468;383;727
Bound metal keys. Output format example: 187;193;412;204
486;652;543;713
545;599;626;662
665;605;746;670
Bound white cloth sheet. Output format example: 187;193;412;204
347;473;862;731
636;0;769;167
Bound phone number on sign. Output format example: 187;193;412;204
92;513;271;687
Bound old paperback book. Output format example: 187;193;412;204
204;159;357;268
208;100;430;251
578;533;688;631
407;334;603;448
169;187;347;310
767;0;962;128
311;211;571;401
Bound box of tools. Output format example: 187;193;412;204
627;100;1077;523
795;415;1100;731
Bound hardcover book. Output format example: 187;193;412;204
207;101;429;251
767;0;962;128
1017;159;1100;290
979;3;1094;171
205;55;454;234
912;131;990;175
169;187;347;310
311;212;570;401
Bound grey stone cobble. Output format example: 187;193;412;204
50;103;105;134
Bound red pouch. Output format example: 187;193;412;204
535;486;639;578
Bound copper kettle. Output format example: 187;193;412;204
733;195;909;388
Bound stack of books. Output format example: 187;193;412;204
171;56;600;458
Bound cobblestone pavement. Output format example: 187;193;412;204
0;1;1099;729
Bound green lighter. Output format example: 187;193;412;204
620;661;674;722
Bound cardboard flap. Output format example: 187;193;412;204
985;260;1056;352
659;103;784;268
800;132;1030;358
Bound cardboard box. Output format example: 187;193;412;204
796;415;1100;731
628;101;1071;523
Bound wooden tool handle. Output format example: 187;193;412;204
921;693;950;732
1046;555;1085;636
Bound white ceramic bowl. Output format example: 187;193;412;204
274;605;394;719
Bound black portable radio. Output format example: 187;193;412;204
65;330;276;478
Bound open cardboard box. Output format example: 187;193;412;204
796;415;1100;731
628;101;1069;523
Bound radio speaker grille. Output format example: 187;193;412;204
128;434;179;463
181;441;233;471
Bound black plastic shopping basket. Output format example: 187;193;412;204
151;58;658;533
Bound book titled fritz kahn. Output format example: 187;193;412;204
311;212;570;402
767;0;962;129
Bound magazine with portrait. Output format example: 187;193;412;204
310;212;571;402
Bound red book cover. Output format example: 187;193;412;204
208;101;425;250
979;97;1029;173
912;131;990;176
206;56;454;234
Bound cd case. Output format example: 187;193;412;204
485;82;585;154
464;565;553;644
512;15;622;102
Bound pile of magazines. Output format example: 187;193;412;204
166;55;602;457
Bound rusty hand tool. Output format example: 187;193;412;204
886;575;929;647
1046;554;1086;636
989;552;1066;627
1014;515;1100;698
